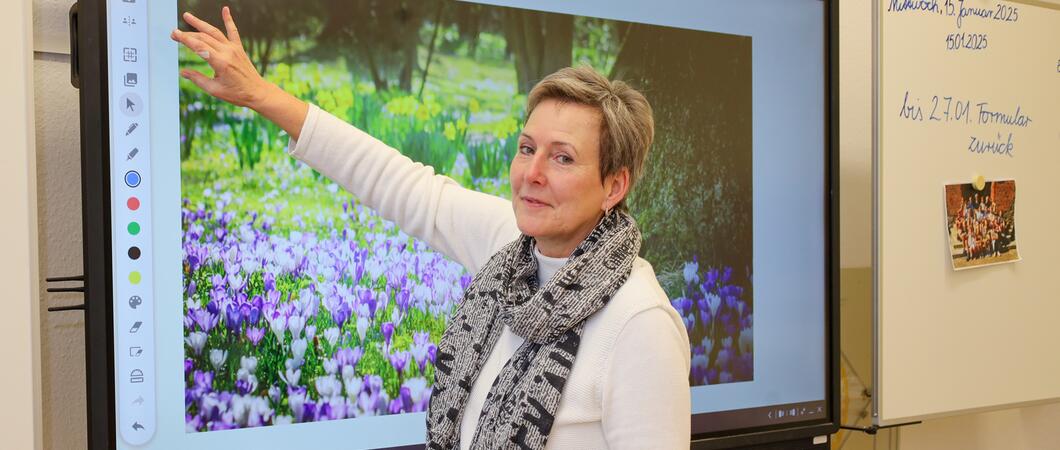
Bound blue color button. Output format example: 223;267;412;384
125;170;141;188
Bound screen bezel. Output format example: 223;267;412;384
77;0;840;448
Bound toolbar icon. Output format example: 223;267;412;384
124;170;141;188
127;197;140;211
128;246;141;260
132;396;144;406
118;93;143;117
129;272;142;285
132;422;145;431
126;147;139;161
130;369;144;383
122;47;137;62
128;295;142;309
129;346;143;357
129;320;142;333
124;72;138;87
121;16;137;26
125;122;138;135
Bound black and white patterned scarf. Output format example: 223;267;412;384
426;210;641;450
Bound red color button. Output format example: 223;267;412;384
127;197;140;211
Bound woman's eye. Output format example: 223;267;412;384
518;145;534;155
556;154;573;164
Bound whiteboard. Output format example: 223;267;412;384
874;0;1060;425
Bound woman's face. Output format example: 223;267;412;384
510;99;628;258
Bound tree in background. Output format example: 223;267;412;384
613;24;754;280
182;0;323;76
317;0;440;92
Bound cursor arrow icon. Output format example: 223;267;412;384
132;422;145;431
126;98;135;110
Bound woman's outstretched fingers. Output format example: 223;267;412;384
182;11;228;44
180;69;216;94
221;6;241;43
171;30;221;67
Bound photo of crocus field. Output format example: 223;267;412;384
179;0;754;432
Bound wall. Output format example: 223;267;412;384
33;0;88;449
1;0;43;448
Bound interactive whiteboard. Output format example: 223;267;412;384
875;0;1060;426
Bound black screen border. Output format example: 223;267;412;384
77;0;839;448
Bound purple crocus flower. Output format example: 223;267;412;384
388;398;404;414
263;271;276;292
388;350;409;377
225;303;244;331
381;322;395;347
245;327;265;346
247;295;263;325
402;377;431;412
334;347;364;370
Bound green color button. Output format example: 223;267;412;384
128;222;141;235
129;271;142;285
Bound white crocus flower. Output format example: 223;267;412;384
209;349;227;371
323;358;339;375
323;327;341;346
240;356;258;373
290;338;308;364
315;375;342;398
356;317;369;343
287;315;306;338
185;331;208;355
268;314;288;342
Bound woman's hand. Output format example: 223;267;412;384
171;7;308;139
171;7;267;108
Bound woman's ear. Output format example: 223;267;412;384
602;168;631;211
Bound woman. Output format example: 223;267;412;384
173;7;690;449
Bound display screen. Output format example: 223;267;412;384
105;0;827;447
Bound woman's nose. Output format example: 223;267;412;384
525;152;548;184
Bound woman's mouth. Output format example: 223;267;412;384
522;196;550;208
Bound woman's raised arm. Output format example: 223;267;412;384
170;7;308;139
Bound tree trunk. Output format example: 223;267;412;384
361;48;389;92
418;3;446;100
257;36;274;76
504;10;573;93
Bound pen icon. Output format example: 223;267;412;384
125;122;138;135
127;148;139;161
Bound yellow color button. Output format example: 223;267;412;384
129;271;142;285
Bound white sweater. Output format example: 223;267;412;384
289;104;691;449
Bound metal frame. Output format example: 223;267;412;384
78;0;840;448
76;0;118;448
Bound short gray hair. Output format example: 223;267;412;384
526;66;654;212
